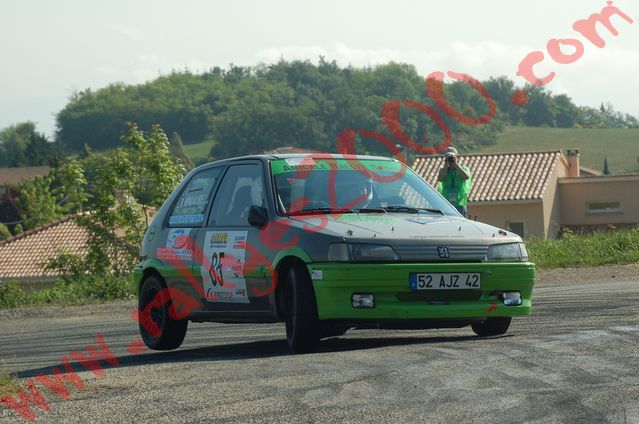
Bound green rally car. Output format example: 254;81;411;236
134;154;535;353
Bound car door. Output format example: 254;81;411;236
193;161;273;314
161;166;223;303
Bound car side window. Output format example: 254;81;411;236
208;163;266;227
169;167;222;227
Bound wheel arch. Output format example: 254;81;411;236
139;267;165;294
274;255;309;320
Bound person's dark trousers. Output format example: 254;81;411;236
455;205;467;217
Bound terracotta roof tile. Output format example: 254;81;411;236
412;150;562;202
0;215;89;280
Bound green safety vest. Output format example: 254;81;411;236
437;165;472;207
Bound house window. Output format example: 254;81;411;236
508;222;525;238
586;202;621;214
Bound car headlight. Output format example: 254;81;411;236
485;243;529;262
328;243;400;262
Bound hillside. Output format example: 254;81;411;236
184;126;639;174
472;126;639;174
51;60;638;163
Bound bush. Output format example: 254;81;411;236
0;223;10;241
527;228;639;269
55;274;136;301
0;282;28;308
0;274;135;309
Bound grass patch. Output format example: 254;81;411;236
527;228;639;269
183;138;216;163
0;362;20;397
474;126;639;174
0;274;136;309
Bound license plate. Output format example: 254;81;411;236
409;273;481;290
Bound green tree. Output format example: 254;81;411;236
624;114;639;128
435;76;505;149
210;79;325;158
169;132;194;170
18;174;61;229
74;124;185;275
553;94;577;128
0;121;58;167
53;62;639;158
81;143;93;158
0;186;21;233
483;76;523;125
125;124;186;211
0;122;31;166
25;132;53;165
576;106;606;128
56;74;223;152
0;223;10;240
78;148;141;275
57;160;89;213
523;86;556;127
18;160;88;230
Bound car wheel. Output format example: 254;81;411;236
138;275;188;350
471;317;512;337
285;265;321;353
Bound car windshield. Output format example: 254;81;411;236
271;157;459;215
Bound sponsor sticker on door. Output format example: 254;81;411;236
201;231;250;303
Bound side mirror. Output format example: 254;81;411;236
248;205;268;228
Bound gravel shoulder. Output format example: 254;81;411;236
535;262;639;285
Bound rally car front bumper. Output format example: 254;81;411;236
308;262;535;321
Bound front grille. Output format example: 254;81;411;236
394;245;488;261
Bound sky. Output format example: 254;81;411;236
1;0;638;138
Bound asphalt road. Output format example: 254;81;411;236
1;278;639;423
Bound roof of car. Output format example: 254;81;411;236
268;153;395;161
194;153;396;172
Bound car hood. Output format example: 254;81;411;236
289;212;521;245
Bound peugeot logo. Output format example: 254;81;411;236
437;246;450;258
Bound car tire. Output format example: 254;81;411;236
285;265;321;353
138;275;188;350
471;317;512;337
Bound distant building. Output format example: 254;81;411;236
413;149;639;239
0;215;88;285
0;206;157;285
0;166;50;195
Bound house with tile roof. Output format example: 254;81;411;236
0;166;50;195
0;215;89;284
0;206;158;284
413;149;639;239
